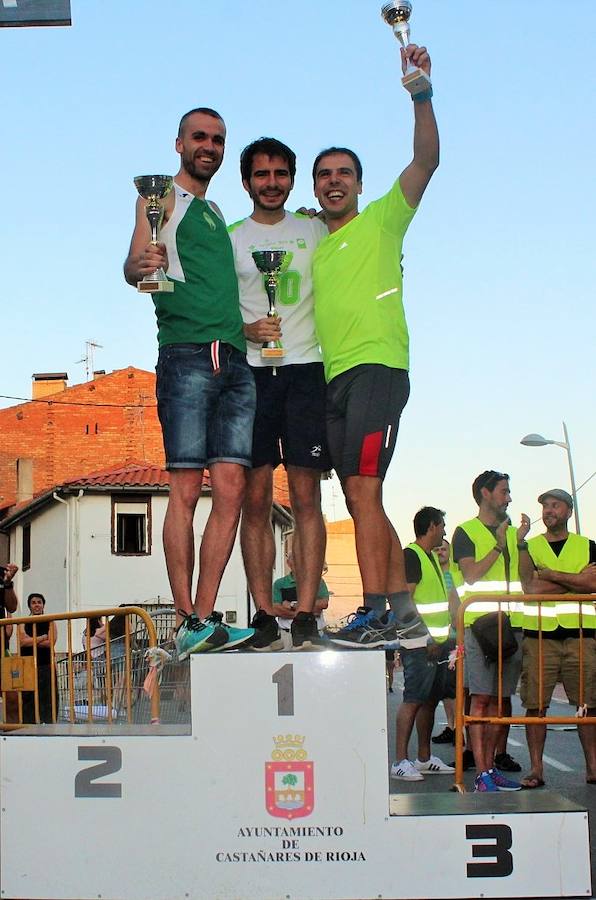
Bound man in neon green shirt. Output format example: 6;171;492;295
312;42;439;648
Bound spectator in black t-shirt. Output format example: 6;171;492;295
19;593;57;724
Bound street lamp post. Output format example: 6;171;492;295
520;421;581;534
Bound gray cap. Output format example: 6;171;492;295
537;488;573;509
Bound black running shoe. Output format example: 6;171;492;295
432;726;455;745
249;610;283;652
450;748;476;771
291;612;328;651
494;752;522;773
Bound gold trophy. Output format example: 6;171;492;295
134;175;175;293
251;250;286;360
381;1;432;97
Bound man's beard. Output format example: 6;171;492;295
181;150;217;183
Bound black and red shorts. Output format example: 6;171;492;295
326;365;409;481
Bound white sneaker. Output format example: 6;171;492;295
414;755;455;775
390;759;424;781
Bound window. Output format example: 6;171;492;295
111;498;151;556
22;522;31;570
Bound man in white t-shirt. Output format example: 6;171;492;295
229;137;330;651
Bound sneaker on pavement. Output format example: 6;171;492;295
489;768;522;791
204;612;254;651
494;751;522;773
414;755;455;775
249;610;283;652
390;759;424;781
450;748;475;770
291;612;328;651
328;608;397;649
432;726;455;745
474;772;499;793
175;613;228;660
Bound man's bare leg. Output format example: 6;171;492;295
469;694;493;774
396;701;421;762
196;462;247;619
342;475;390;594
240;465;275;616
163;469;204;625
523;709;547;784
387;520;408;594
342;475;425;638
578;708;596;782
288;466;326;614
415;701;437;763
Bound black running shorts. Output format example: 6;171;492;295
250;363;331;470
326;365;409;481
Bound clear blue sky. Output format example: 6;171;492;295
2;0;595;540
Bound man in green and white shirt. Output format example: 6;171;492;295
124;107;256;659
313;43;439;650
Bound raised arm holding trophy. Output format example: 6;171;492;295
382;1;432;98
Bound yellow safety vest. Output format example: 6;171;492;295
523;533;595;630
407;543;451;643
455;518;523;627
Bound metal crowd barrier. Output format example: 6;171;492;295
453;593;596;792
0;607;162;729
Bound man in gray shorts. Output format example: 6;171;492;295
124;107;256;658
452;470;530;792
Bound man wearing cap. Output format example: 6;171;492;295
452;471;530;792
519;489;596;787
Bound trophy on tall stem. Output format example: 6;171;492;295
381;1;432;97
251;250;286;360
134;175;174;293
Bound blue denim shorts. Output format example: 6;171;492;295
156;343;256;469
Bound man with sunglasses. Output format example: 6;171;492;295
452;471;530;792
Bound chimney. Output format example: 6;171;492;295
93;370;106;380
32;372;68;399
16;458;33;504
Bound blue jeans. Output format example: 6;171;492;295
156;343;256;469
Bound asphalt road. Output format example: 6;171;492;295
386;672;595;898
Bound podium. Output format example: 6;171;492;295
1;651;592;899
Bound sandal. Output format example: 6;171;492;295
521;774;545;789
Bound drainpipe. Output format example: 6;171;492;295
52;490;83;614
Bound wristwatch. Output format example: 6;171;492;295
493;545;503;554
517;541;528;551
1;581;13;590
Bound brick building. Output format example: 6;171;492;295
0;367;290;515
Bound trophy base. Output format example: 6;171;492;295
402;68;432;96
261;348;285;360
137;280;174;293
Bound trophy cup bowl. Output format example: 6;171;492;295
134;175;175;293
381;1;432;97
252;250;286;360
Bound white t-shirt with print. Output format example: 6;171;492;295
228;212;327;367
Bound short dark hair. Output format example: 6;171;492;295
472;471;510;505
27;592;45;609
312;147;363;184
178;107;224;138
413;507;446;538
240;137;297;182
